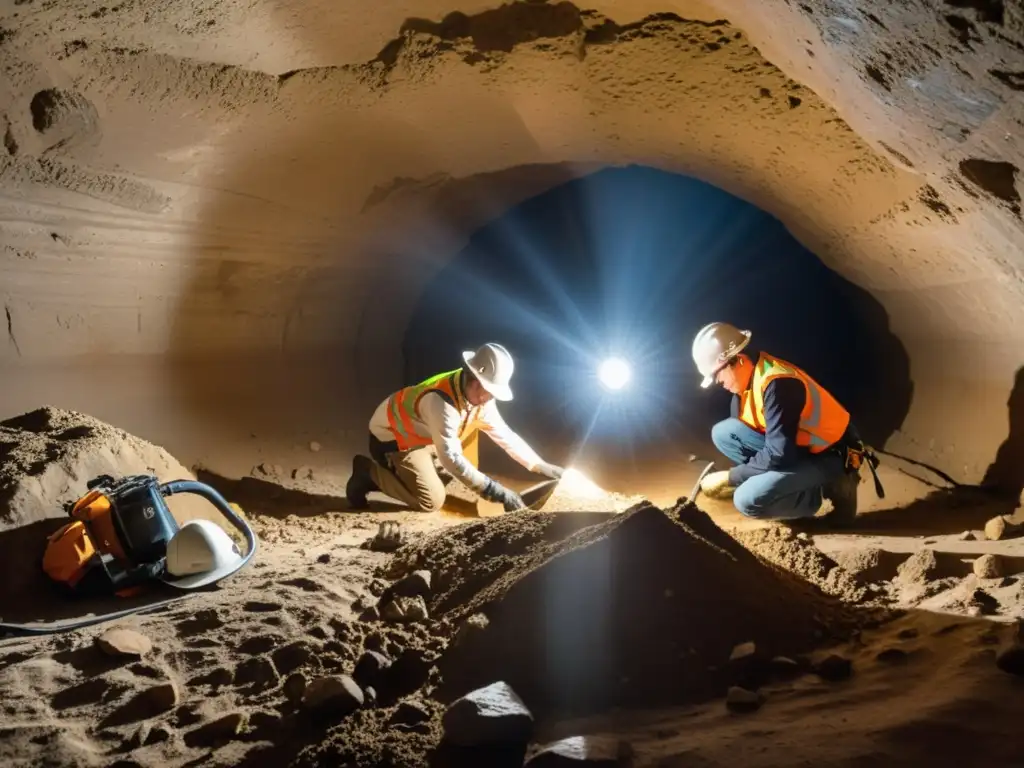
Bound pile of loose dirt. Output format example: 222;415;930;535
0;406;196;532
731;526;878;604
430;502;869;718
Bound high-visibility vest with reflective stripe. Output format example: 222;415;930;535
738;352;850;454
386;368;482;451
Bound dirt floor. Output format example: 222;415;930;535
1;408;1023;768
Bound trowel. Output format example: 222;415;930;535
472;477;560;517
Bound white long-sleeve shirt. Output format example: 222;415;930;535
369;391;544;493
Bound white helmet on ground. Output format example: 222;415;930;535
162;519;244;589
692;322;752;389
462;342;515;401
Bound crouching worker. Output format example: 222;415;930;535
346;343;565;513
691;322;876;526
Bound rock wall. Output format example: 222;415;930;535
0;0;1022;488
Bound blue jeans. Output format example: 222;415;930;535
710;418;846;520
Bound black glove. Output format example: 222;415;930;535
481;479;526;512
535;462;565;480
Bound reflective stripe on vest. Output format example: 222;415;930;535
386;369;480;451
738;352;850;454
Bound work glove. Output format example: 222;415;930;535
534;462;565;481
700;470;736;500
481;479;527;513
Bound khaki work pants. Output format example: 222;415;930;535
369;431;480;513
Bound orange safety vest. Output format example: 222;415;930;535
386;368;482;451
738;352;850;454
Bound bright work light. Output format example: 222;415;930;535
598;357;631;391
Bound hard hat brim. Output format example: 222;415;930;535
462;350;514;401
161;555;244;590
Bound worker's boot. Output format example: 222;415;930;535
346;454;379;509
819;470;860;528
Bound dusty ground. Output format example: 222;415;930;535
1;409;1023;767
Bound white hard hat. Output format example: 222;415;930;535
692;322;752;388
462;342;514;401
162;519;244;589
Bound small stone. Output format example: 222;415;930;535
302;675;364;716
309;441;321;452
960;530;976;541
284;672;307;704
442;681;534;747
995;645;1024;676
985;515;1024;541
725;686;764;712
390;699;431;727
369;579;388;597
524;734;633;765
796;533;810;543
96;628;152;657
353;650;392;688
973;554;1004;579
688;454;697;462
729;641;756;661
393;570;432;598
381;595;429;623
317;553;331;564
272;642;314;676
364;686;378;707
813;654;852;682
183;712;246;748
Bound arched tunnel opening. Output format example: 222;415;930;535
403;165;913;498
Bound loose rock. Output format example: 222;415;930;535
381;595;429;623
725;685;764;712
984;515;1024;541
309;441;321;452
729;641;756;661
973;554;1004;579
959;530;976;541
302;675;364;716
317;553;331;564
96;628;152;657
769;656;803;680
524;734;632;766
393;570;432;598
813;654;852;681
353;650;392;688
442;681;534;747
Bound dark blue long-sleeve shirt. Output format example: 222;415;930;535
728;377;808;485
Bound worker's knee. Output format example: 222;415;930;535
413;479;447;514
711;418;745;455
733;478;817;521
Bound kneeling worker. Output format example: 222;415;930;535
692;322;870;525
346;343;565;513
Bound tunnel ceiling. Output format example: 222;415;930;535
0;0;1022;487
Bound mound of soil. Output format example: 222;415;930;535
0;406;195;532
434;502;865;718
732;526;874;602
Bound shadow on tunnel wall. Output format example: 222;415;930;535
981;366;1024;502
402;165;913;476
163;80;578;458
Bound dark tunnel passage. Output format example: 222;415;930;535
403;166;913;484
